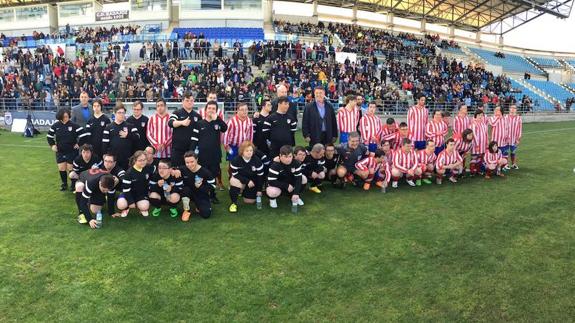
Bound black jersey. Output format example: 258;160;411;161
252;113;270;153
267;159;303;192
230;155;265;190
180;166;215;195
263;112;297;147
80;169;110;220
168;108;202;150
303;154;326;176
72;154;102;173
122;166;150;199
324;152;340;171
337;144;368;170
85;114;111;156
99;164;126;181
126;115;150;150
102;121;140;167
148;173;184;194
190;117;227;165
47;121;87;153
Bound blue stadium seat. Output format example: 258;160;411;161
508;79;554;111
470;48;543;75
529;56;561;68
526;79;575;103
172;27;264;42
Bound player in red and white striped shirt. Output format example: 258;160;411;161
484;141;508;179
489;106;509;152
359;102;382;152
355;149;387;190
391;138;422;188
380;140;394;167
380;117;398;139
146;99;173;159
337;95;361;144
506;105;523;169
470;110;488;175
417;140;437;185
455;128;474;172
382;122;410;150
224;103;253;178
452;105;471;138
425;110;448;154
407;95;429;150
435;138;464;184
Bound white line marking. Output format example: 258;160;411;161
523;127;575;135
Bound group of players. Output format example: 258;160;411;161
47;87;522;229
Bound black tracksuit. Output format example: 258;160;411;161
168;108;202;167
304;154;327;187
126;115;150;150
85;114;111;157
267;160;303;195
190;117;227;177
230;155;265;200
336;144;368;173
72;155;102;174
180;166;216;218
102;121;140;170
263;112;297;158
121;166;150;204
47;120;88;163
252;113;270;155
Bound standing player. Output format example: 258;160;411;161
382;122;410;150
506;105;523;169
148;159;183;218
198;91;225;190
391;138;422;188
102;103;140;170
407;95;429;150
223;102;253;177
228;141;265;213
416;140;437;185
435;138;464;184
180;152;216;221
354;149;387;190
470;110;488;176
127;100;150;151
359;101;383;152
380;117;398;139
489;106;509;161
190;100;228;204
253;98;272;155
484;141;508;179
116;151;151;218
337;95;361;144
168;93;202;167
146;99;173;161
263;96;298;158
425;110;448;155
452;105;470;138
47;108;88;191
84;98;110;158
266;145;306;209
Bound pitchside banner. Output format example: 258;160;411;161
96;10;129;22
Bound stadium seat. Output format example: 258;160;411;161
529;56;562;68
172;28;264;42
508;79;555;110
525;79;575;104
470;48;543;75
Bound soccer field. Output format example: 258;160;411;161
1;121;574;321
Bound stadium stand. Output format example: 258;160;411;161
470;48;544;75
529;56;562;68
172;28;264;42
509;79;554;110
526;79;575;104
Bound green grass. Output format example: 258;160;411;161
1;121;575;321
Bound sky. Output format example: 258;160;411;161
504;13;575;53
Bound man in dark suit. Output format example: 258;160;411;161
271;84;298;123
71;91;93;127
302;86;338;147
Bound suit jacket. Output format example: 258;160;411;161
71;104;93;127
302;100;338;145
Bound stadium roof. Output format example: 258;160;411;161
296;0;574;34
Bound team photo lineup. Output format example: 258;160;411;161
47;86;522;229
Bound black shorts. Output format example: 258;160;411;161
56;150;77;164
89;192;106;206
120;193;148;205
242;186;258;200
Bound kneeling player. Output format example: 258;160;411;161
455;128;474;173
117;151;151;217
304;143;327;193
149;159;183;218
228;141;265;213
266;145;306;209
323;143;339;183
70;144;102;189
391;138;422;188
416;140;437;185
78;171;116;229
484;141;508;179
355;149;387;190
180;152;216;221
335;132;368;187
435;138;464;184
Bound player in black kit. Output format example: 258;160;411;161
263;96;297;158
266;145;307;209
179;152;216;221
228;141;265;213
168;93;202;167
102;103;140;170
148;159;184;218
